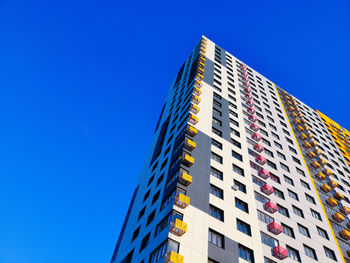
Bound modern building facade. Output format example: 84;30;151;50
111;36;350;263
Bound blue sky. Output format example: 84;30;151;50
0;0;349;262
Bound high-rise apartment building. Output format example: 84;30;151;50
110;36;350;263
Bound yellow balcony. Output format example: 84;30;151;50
299;133;308;140
304;125;311;131
310;139;318;147
165;251;184;263
288;106;295;111
196;73;204;80
340;229;350;241
186;125;197;137
298;113;304;118
182;153;194;168
333;212;345;223
199;61;205;67
192;95;201;105
199;50;205;56
321;184;331;193
314;148;322;156
197;67;204;73
193;87;202;96
307;151;316;159
194;80;202;88
300;118;307;123
184;138;196;151
179;170;192;185
341;206;350;215
188;114;198;125
323;168;332;176
311;161;320;169
170;218;187;236
199;56;206;63
317;158;327;166
296;125;304;132
190;104;200;114
175;193;190;209
326;197;338;207
290;112;298;118
328;180;338;188
294;118;301;125
303;142;312;149
334;192;345;200
316;172;326;180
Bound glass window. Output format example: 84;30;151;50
235;198;249;213
261;232;279;248
211;152;223;164
324;247;337;261
278;205;289;217
317;227;329;240
257;210;274;224
238;244;255;263
311;209;322;221
282;224;295;238
304;245;318;260
237;219;251;236
234;179;246;193
293;206;304;218
233;164;244;176
210;167;223;180
208;229;224;248
210;184;223;199
284;175;294;185
287;246;301;262
210;205;224;221
211;139;222;150
298;224;310;237
288;190;299;201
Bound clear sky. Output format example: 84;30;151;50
0;0;349;262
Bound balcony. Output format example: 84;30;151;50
244;87;251;93
296;125;304;132
340;229;350;240
268;222;282;235
193;87;202;96
294;118;301;125
247;106;255;114
321;184;331;193
252;132;262;142
165;251;184;263
245;93;253;100
194;80;202;89
175;193;190;209
314;148;322;156
315;172;326;181
261;183;274;195
323;168;332;176
250;123;260;132
254;143;264;153
300;117;307;123
182;153;194;168
333;212;345;223
264;201;278;214
186;125;197;137
310;139;319;147
199;61;205;68
272;246;288;260
197;66;204;74
303;141;312;149
326;197;338;207
191;95;201;105
259;168;270;179
256;155;267;165
290;112;298;118
249;115;258;123
188;114;198;125
179;170;192;185
315;157;327;166
299;133;308;140
195;73;204;81
307;151;316;159
288;106;295;111
303;125;311;131
328;180;338;188
190;104;200;114
246;99;254;107
311;161;320;169
184;138;196;151
334;192;345;200
170;218;187;236
341;206;350;215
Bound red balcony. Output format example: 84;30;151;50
256;155;267;165
264;201;278;214
246;99;254;107
252;132;262;142
272;246;288;260
249;115;258;123
254;143;264;153
268;222;282;235
245;93;253;100
259;168;270;179
261;183;274;195
243;81;250;88
250;123;260;132
247;106;255;114
244;87;251;93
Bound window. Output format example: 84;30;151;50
274;141;283;149
287;246;301;262
210;205;224;221
311;209;322;221
264;257;277;263
211;139;222;150
213;117;222;126
267;160;277;170
296;168;305;177
305;193;316;204
304;245;318;260
292;156;301;165
208;229;224;248
288;190;299;201
293;206;304;218
234;179;246;193
282;224;295;238
232;150;243;161
324;247;337;261
274;188;285;199
238;244;255;263
272;132;280;140
211;167;223;180
213;108;222;116
146;210;156;225
264;148;274;158
317;226;329;240
270;173;280;184
237;218;251;236
132;226;140;242
232;138;241;148
298;224;310;237
261;232;279;248
138;206;146;220
208;258;220;263
280;162;290;172
152;190;160;204
210;184;223;199
255;191;269;203
289;146;297;154
278;205;289;217
300;180;310;189
277;151;285;160
235;197;249;213
140;232;150;251
284;175;294;185
211;152;223;164
212;127;222;137
233;164;244;176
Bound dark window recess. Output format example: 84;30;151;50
150;116;171;165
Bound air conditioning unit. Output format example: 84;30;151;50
232;185;238;191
